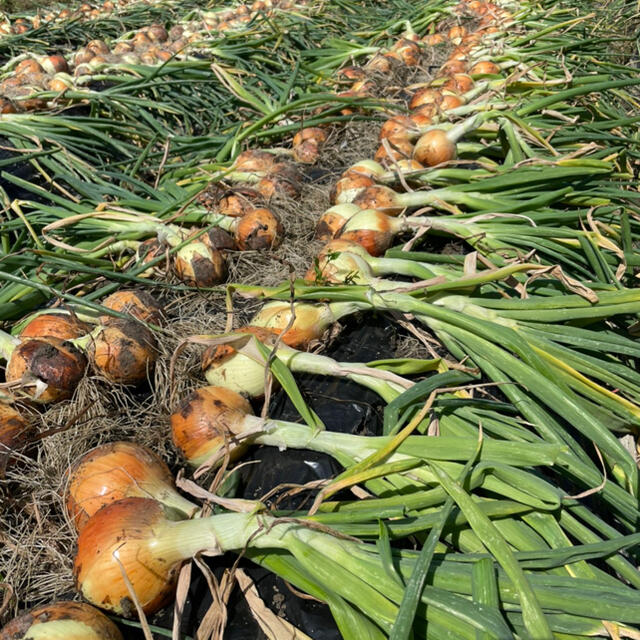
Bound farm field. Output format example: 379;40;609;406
1;0;640;638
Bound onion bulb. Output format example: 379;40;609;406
100;290;163;325
5;337;87;403
171;386;253;465
233;149;277;173
174;241;228;287
0;403;31;477
84;320;156;385
0;601;123;640
413;129;458;166
233;208;284;250
201;326;279;396
19;312;89;341
316;203;361;241
66;441;198;532
330;174;377;205
250;300;365;348
469;60;500;75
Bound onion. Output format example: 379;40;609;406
112;41;134;54
408;86;443;111
365;53;392;74
47;74;74;92
373;137;414;165
5;337;87;403
390;39;421;66
201;326;280;395
336;65;366;81
233;149;277;173
423;33;446;46
203;226;237;251
342;159;386;181
15;59;44;75
336;209;396;255
215;190;259;217
147;24;168;43
19;312;89;341
0;601;123;640
74;48;95;65
469;60;500;75
353;185;405;215
100;290;163;325
292;126;327;148
255;163;302;199
87;39;109;55
292;139;321;164
448;25;467;43
250;300;366;348
413;129;457;166
443;73;473;93
379;115;414;142
40;54;69;74
84;320;157;385
330;174;377;205
174;241;228;287
0;98;17;114
66;441;198;532
171;386;253;465
0;403;30;477
233;207;284;250
316;203;362;240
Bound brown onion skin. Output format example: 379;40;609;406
0;403;31;477
19;313;89;341
413;129;456;166
100;290;163;325
66;441;180;532
234;208;284;251
6;338;87;403
0;601;123;640
174;244;228;287
353;185;404;215
203;226;237;251
292;126;327;148
469;60;500;75
171;386;252;464
233;149;277;173
379;115;414;142
73;498;180;617
89;320;156;385
330;174;376;205
374;137;414;165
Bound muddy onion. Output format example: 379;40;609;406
233;207;284;250
85;320;157;384
66;441;198;532
171;386;253;465
5;338;87;403
0;601;123;640
174;241;228;287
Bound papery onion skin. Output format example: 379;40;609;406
100;290;163;325
337;210;395;256
6;338;87;403
74;498;182;616
88;320;156;385
353;185;404;215
19;313;89;341
66;441;196;533
0;601;123;640
171;386;253;465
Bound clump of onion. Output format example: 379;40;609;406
2;333;87;403
174;241;228;287
66;441;198;532
100;289;163;325
0;601;123;640
19;311;89;341
77;320;157;385
0;403;31;477
250;299;367;348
